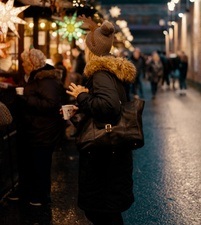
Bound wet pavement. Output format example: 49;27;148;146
0;80;201;225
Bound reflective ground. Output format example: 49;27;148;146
0;80;201;225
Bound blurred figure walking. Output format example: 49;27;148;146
158;51;170;90
71;46;86;85
129;47;145;98
147;51;163;99
178;51;188;95
52;53;67;86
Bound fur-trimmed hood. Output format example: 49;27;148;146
84;55;137;83
29;64;61;82
34;69;61;80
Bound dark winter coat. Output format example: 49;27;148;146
147;60;163;83
130;55;144;78
74;52;86;75
54;61;67;85
18;64;67;148
75;55;137;213
179;60;188;79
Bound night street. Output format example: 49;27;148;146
0;80;200;225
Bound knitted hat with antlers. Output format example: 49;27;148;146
79;15;115;56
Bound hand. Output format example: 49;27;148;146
66;83;89;99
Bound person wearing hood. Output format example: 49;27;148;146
67;19;137;225
8;48;67;206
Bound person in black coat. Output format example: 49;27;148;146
71;46;86;85
8;48;67;206
52;53;67;86
71;46;86;76
129;47;145;98
178;51;188;95
67;20;137;225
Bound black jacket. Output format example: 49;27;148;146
54;61;67;85
75;55;137;213
17;64;67;148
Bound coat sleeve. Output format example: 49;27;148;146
77;71;121;124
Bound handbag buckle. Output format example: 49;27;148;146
105;124;112;133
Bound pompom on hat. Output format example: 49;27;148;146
80;15;115;56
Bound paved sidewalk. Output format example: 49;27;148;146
0;80;200;225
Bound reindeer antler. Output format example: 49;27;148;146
78;14;99;32
78;15;100;46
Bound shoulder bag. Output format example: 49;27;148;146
76;96;145;151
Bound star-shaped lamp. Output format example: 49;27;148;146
0;0;30;38
56;12;86;42
109;6;121;18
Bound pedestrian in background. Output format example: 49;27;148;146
8;48;67;206
129;47;145;98
66;19;136;225
71;46;86;84
64;46;85;99
178;51;188;95
158;51;170;90
52;53;67;87
169;52;181;90
147;51;163;99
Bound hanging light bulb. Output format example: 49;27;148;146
167;2;175;11
178;13;184;17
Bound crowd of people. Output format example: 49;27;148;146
0;17;188;225
128;49;188;99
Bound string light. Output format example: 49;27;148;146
72;0;86;7
109;6;121;18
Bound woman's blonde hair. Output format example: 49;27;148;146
84;45;97;63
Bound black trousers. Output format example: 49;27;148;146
84;211;124;225
150;81;158;96
17;140;54;202
29;146;54;202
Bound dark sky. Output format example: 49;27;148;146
100;0;168;4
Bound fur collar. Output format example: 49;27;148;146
84;55;137;83
29;64;61;81
34;69;61;80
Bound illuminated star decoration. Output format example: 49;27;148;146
56;12;86;42
109;6;121;18
0;0;30;38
